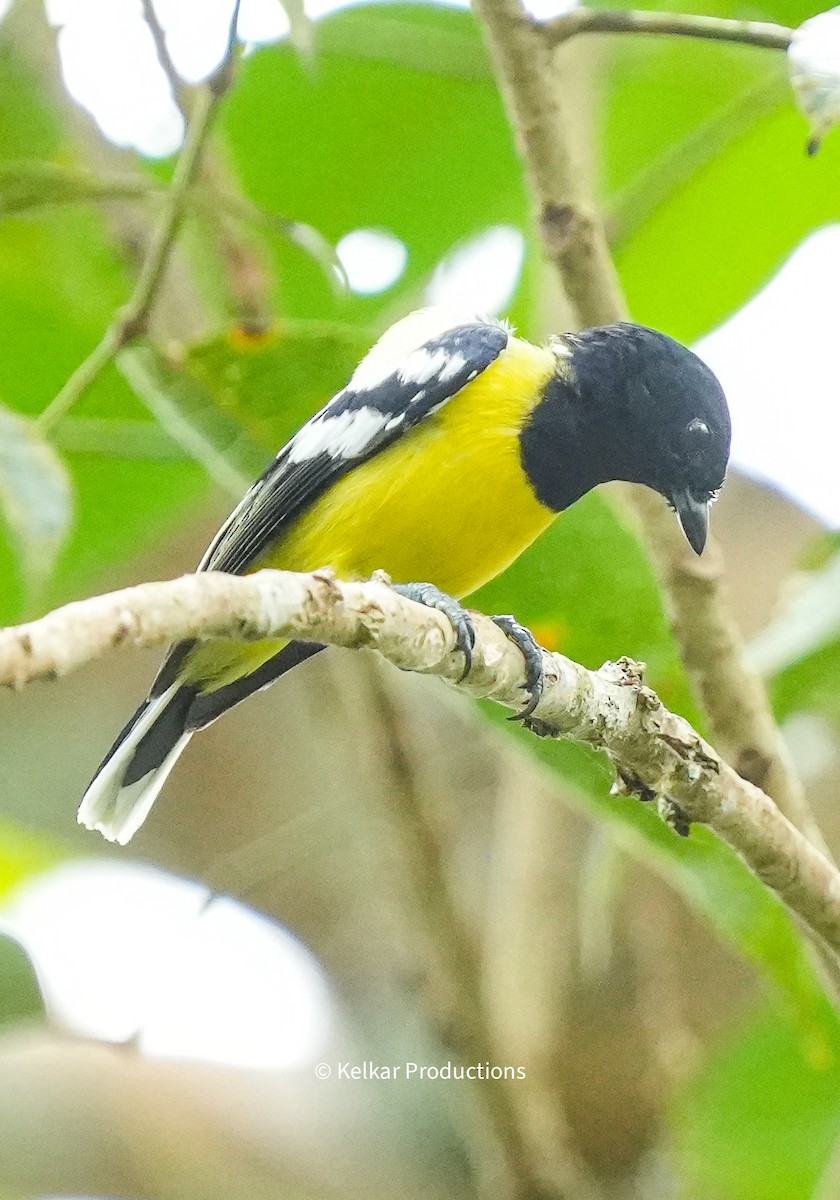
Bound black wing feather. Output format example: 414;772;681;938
200;322;508;577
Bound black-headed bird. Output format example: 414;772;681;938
79;309;731;844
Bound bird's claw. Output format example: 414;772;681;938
491;614;545;720
392;582;476;681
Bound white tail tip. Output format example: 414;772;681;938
78;685;191;844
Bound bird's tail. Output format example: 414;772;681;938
78;640;325;845
77;682;197;845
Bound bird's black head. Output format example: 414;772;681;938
520;323;732;554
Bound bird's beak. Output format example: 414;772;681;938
671;489;709;555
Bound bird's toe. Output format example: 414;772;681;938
392;582;476;681
491;614;545;719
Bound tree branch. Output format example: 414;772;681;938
542;8;793;51
4;567;840;956
37;0;242;434
471;0;824;853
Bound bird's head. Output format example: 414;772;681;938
521;323;732;554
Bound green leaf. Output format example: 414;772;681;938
0;819;63;898
0;403;72;592
674;1002;840;1199
597;0;840;340
218;4;533;328
118;347;254;497
0;821;63;1029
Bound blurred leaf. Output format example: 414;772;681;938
596;0;840;341
111;324;378;519
0;935;43;1029
770;638;840;728
0;820;62;898
613;96;840;343
0;404;72;592
184;320;375;455
0;23;210;620
218;4;534;329
0;815;55;1028
120;322;376;490
747;551;840;677
0;161;341;284
53;416;186;461
674;1002;840;1199
118;347;254;497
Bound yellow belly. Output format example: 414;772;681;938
188;336;557;689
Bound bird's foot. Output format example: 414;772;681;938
392;582;476;681
491;614;545;720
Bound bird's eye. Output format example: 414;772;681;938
683;418;711;452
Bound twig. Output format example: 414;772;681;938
140;0;190;119
542;8;793;51
37;0;242;434
0;162;333;281
140;0;275;332
471;0;824;852
3;567;840;956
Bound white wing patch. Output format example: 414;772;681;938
395;347;470;386
348;307;507;393
287;406;389;464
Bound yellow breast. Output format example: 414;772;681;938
267;335;559;597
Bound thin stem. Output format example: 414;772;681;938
142;0;275;333
38;0;242;434
140;0;190;119
542;8;793;51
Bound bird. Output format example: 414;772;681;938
78;308;731;844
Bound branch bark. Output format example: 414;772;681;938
4;567;840;956
542;8;793;51
471;0;823;852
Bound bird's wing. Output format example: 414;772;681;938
199;321;510;576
